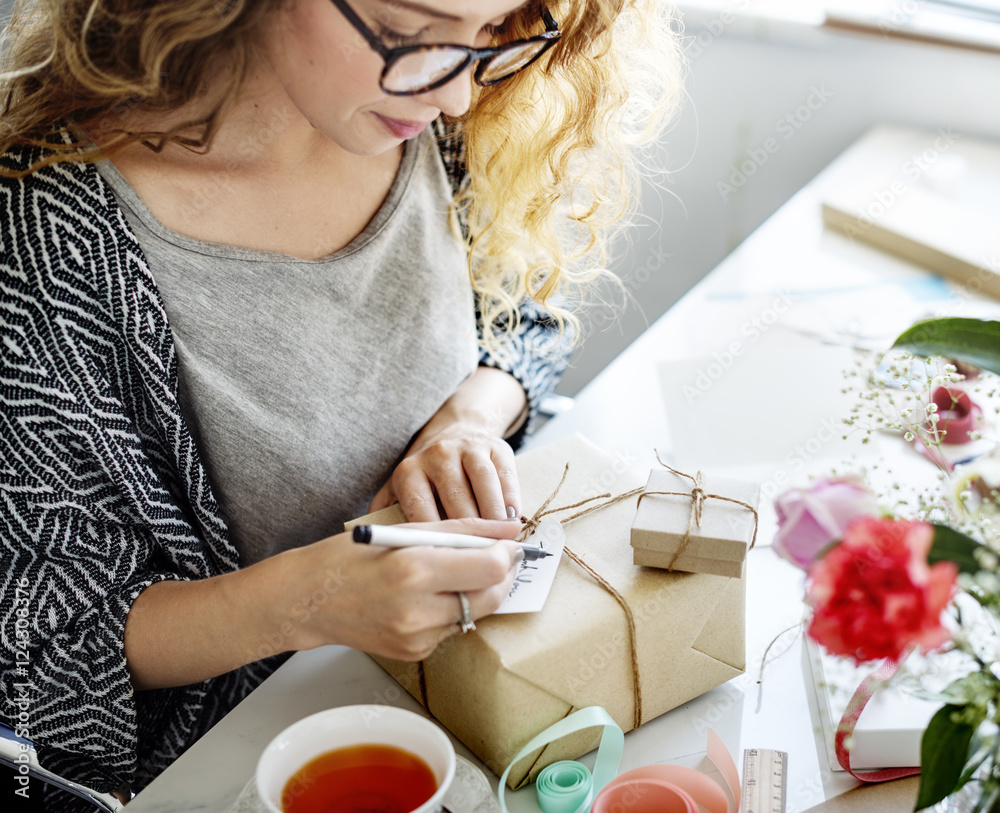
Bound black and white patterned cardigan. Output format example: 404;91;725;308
0;130;568;793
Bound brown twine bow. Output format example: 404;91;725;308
635;451;759;572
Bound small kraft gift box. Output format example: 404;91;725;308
630;465;760;578
346;433;746;789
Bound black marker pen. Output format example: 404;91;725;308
352;525;552;561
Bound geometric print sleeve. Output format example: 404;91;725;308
477;298;572;441
0;148;275;794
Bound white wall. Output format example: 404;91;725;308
560;10;1000;395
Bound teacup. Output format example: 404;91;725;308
256;705;456;813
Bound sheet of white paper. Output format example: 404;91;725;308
494;519;565;614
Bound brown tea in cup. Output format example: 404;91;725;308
281;743;437;813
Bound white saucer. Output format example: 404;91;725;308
443;756;502;813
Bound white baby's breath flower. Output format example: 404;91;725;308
952;452;1000;519
976;548;1000;572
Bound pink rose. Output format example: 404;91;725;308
773;476;880;569
805;517;957;664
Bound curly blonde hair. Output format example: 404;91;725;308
0;0;684;347
0;0;278;159
463;0;684;350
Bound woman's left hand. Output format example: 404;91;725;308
369;367;528;521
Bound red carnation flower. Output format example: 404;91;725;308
805;517;957;664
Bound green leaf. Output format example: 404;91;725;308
891;318;1000;376
929;523;986;575
916;704;986;810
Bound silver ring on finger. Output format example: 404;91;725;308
456;591;476;634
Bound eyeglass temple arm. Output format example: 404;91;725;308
541;6;559;32
333;0;390;57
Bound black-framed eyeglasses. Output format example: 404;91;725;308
331;0;561;96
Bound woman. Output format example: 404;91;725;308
0;0;682;799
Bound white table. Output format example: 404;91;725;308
129;125;1000;812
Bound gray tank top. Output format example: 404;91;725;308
97;131;478;565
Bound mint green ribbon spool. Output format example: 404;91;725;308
498;706;624;813
535;761;593;813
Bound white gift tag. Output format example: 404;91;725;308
494;519;565;614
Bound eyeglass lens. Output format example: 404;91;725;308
383;41;550;93
478;41;550;83
384;50;470;92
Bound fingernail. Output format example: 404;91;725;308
506;505;517;520
512;547;525;565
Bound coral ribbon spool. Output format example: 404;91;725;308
497;707;741;813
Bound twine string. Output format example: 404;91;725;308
516;465;645;729
517;462;614;542
560;546;644;729
560;487;646;525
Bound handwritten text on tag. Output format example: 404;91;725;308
495;519;565;614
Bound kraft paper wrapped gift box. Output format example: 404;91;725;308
630;468;760;578
346;433;746;789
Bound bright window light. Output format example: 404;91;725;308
927;0;1000;18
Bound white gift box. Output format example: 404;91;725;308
807;639;934;770
805;595;995;772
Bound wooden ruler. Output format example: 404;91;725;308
741;748;788;813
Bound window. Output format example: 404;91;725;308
929;0;1000;18
825;0;1000;52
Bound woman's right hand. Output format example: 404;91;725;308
124;517;521;690
278;517;522;661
